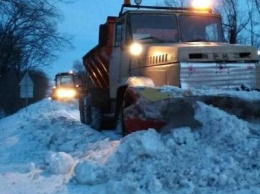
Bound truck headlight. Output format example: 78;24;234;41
191;0;212;9
129;42;143;56
57;88;77;98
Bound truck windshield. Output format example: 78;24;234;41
128;13;223;43
129;13;178;43
179;15;223;42
57;75;74;87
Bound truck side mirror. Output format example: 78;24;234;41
99;24;108;46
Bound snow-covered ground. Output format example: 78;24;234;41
1;88;260;194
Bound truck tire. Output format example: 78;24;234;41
84;96;91;125
90;106;103;130
79;96;91;124
79;97;84;123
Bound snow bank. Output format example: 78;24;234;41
1;93;260;194
73;101;260;193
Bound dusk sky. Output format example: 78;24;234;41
45;0;163;80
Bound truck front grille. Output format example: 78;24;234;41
180;62;258;90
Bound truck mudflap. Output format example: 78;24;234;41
123;86;260;135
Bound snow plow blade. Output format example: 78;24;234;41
123;86;260;135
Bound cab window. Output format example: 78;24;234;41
127;13;178;43
115;23;123;46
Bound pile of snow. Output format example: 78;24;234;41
73;101;260;194
0;89;260;193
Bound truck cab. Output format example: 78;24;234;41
80;0;260;132
108;4;258;93
51;71;82;101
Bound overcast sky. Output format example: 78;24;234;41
45;0;163;80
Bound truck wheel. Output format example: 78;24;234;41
84;96;91;125
79;97;84;123
79;96;91;124
90;106;103;130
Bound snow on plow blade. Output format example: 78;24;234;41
123;86;260;134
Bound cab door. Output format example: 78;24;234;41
109;16;132;98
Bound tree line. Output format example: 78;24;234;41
0;0;71;117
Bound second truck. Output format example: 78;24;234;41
79;0;260;135
51;71;82;101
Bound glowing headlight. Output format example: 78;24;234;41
191;0;212;9
57;88;77;98
129;42;143;56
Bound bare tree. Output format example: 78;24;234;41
0;0;72;77
217;0;251;44
245;0;260;48
72;60;84;73
255;0;260;13
0;0;73;115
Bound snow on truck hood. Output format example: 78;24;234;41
161;85;260;101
